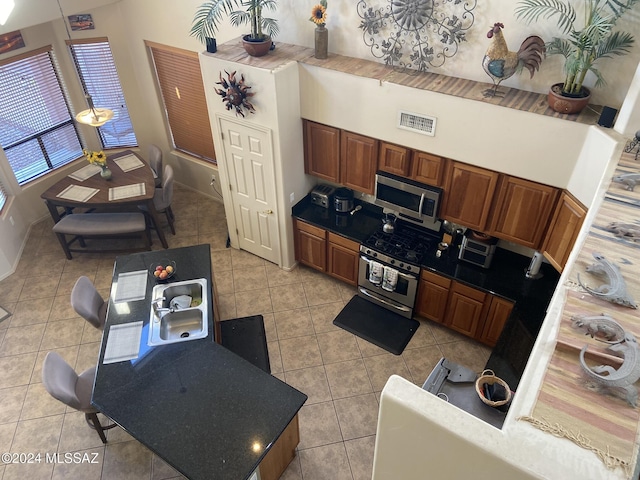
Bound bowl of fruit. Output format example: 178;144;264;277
150;261;176;282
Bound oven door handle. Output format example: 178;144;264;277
358;287;412;313
360;255;418;281
418;193;425;217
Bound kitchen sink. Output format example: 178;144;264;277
148;278;208;346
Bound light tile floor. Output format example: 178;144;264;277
0;184;491;480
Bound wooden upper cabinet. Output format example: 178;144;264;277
411;151;446;186
378;142;411;177
541;191;587;273
489;176;559;249
442;161;499;231
304;120;340;182
340;130;378;195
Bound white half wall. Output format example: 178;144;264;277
298;63;591;188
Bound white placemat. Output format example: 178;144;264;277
114;154;145;173
108;183;146;201
114;270;148;303
68;164;101;181
103;322;143;364
56;185;100;202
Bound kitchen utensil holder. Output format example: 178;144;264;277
475;370;512;407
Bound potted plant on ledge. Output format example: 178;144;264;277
191;0;279;57
516;0;638;114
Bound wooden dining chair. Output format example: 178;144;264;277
42;352;115;444
148;144;163;187
71;276;107;330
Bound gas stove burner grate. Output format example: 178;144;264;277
364;224;438;265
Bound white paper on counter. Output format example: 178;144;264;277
114;270;147;303
103;322;143;364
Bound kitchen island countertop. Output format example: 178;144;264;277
92;244;307;480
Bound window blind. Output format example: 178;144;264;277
69;39;137;149
146;41;215;163
0;181;6;212
0;46;83;185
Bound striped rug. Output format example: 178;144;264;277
522;146;640;477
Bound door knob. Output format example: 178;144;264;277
263;209;273;215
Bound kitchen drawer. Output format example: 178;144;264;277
295;220;325;238
420;269;451;289
327;232;359;251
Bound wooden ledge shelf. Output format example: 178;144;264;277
210;37;602;126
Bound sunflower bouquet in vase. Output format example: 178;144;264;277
310;0;328;59
83;149;112;180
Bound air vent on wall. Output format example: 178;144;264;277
397;110;437;136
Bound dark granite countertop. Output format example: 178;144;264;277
92;244;307;480
292;194;560;388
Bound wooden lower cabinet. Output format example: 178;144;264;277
445;282;488;338
259;414;300;480
415;270;451;323
327;232;360;286
294;219;326;271
294;220;360;285
478;296;514;347
416;270;514;346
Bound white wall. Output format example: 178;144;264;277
299;64;591;187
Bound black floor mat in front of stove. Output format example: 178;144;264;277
333;296;419;355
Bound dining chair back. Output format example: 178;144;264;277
154;164;175;234
71;276;107;330
148;144;163;187
42;351;114;443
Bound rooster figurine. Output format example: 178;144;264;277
482;22;545;97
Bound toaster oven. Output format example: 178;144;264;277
310;184;335;208
458;233;497;269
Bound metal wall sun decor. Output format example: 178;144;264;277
214;70;256;117
357;0;477;74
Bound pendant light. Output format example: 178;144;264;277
56;0;114;127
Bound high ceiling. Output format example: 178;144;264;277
0;0;119;33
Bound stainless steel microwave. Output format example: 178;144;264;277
374;171;442;224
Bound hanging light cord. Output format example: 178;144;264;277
56;0;113;127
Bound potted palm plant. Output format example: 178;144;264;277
191;0;279;57
515;0;638;114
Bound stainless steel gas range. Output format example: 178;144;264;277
358;220;440;318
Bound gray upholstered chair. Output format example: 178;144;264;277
148;144;163;187
71;276;107;330
142;164;175;235
42;351;115;443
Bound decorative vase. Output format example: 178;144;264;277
315;25;328;59
100;166;112;180
242;35;272;57
547;83;591;114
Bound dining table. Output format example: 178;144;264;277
40;150;169;249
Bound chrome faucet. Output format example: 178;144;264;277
152;296;174;319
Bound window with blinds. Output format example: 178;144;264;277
146;41;215;163
0;181;7;212
69;39;137;149
0;46;83;185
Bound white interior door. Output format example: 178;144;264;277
219;118;280;264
